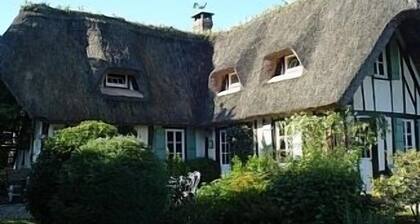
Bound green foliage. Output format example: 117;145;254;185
166;157;189;177
166;157;220;184
27;121;168;224
49;137;168;224
226;125;254;162
162;156;278;224
268;150;363;224
185;158;220;184
44;121;118;154
283;111;385;155
344;208;395;224
374;150;420;223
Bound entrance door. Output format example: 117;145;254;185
219;130;231;175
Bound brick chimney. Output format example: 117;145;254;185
192;12;214;33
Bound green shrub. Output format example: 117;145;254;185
49;137;168;224
166;157;189;177
162;156;279;224
27;121;118;224
374;150;420;223
268;149;363;224
26;121;168;224
344;208;395;224
185;158;220;184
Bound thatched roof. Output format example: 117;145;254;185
211;0;420;123
2;1;420;126
0;4;214;126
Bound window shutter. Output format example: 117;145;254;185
389;39;400;80
292;132;303;158
393;118;404;152
186;128;196;160
152;127;167;160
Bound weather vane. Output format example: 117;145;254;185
193;1;208;10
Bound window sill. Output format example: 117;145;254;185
101;87;144;99
217;87;241;96
268;66;303;83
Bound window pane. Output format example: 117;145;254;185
167;143;174;152
221;132;226;142
407;136;412;147
167;132;173;142
230;74;239;84
378;65;385;76
378;53;384;63
280;139;286;150
287;56;300;68
176;143;183;153
176;132;182;142
407;122;412;133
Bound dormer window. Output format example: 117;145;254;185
104;74;138;91
101;71;143;98
219;72;241;96
209;68;242;96
374;50;388;78
265;49;303;83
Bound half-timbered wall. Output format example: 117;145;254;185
352;35;420;182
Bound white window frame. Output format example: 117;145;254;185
269;54;303;83
165;129;185;160
219;130;231;165
373;50;388;79
402;119;415;150
275;122;293;162
105;74;129;89
218;72;241;96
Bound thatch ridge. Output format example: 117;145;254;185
19;3;212;42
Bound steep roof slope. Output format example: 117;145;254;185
0;5;214;126
2;1;420;126
211;0;420;123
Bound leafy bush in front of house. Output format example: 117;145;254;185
49;136;168;224
26;121;118;224
344;208;395;224
166;157;189;177
185;158;220;184
27;121;168;224
373;150;420;223
268;149;364;224
161;156;279;224
166;157;220;184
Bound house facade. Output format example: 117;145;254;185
1;0;420;191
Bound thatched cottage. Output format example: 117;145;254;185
1;0;420;191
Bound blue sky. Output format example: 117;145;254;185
1;0;287;35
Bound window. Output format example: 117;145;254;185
104;74;138;90
269;53;303;83
275;122;293;162
219;72;241;95
220;130;231;165
374;50;388;78
403;120;414;150
166;129;185;160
